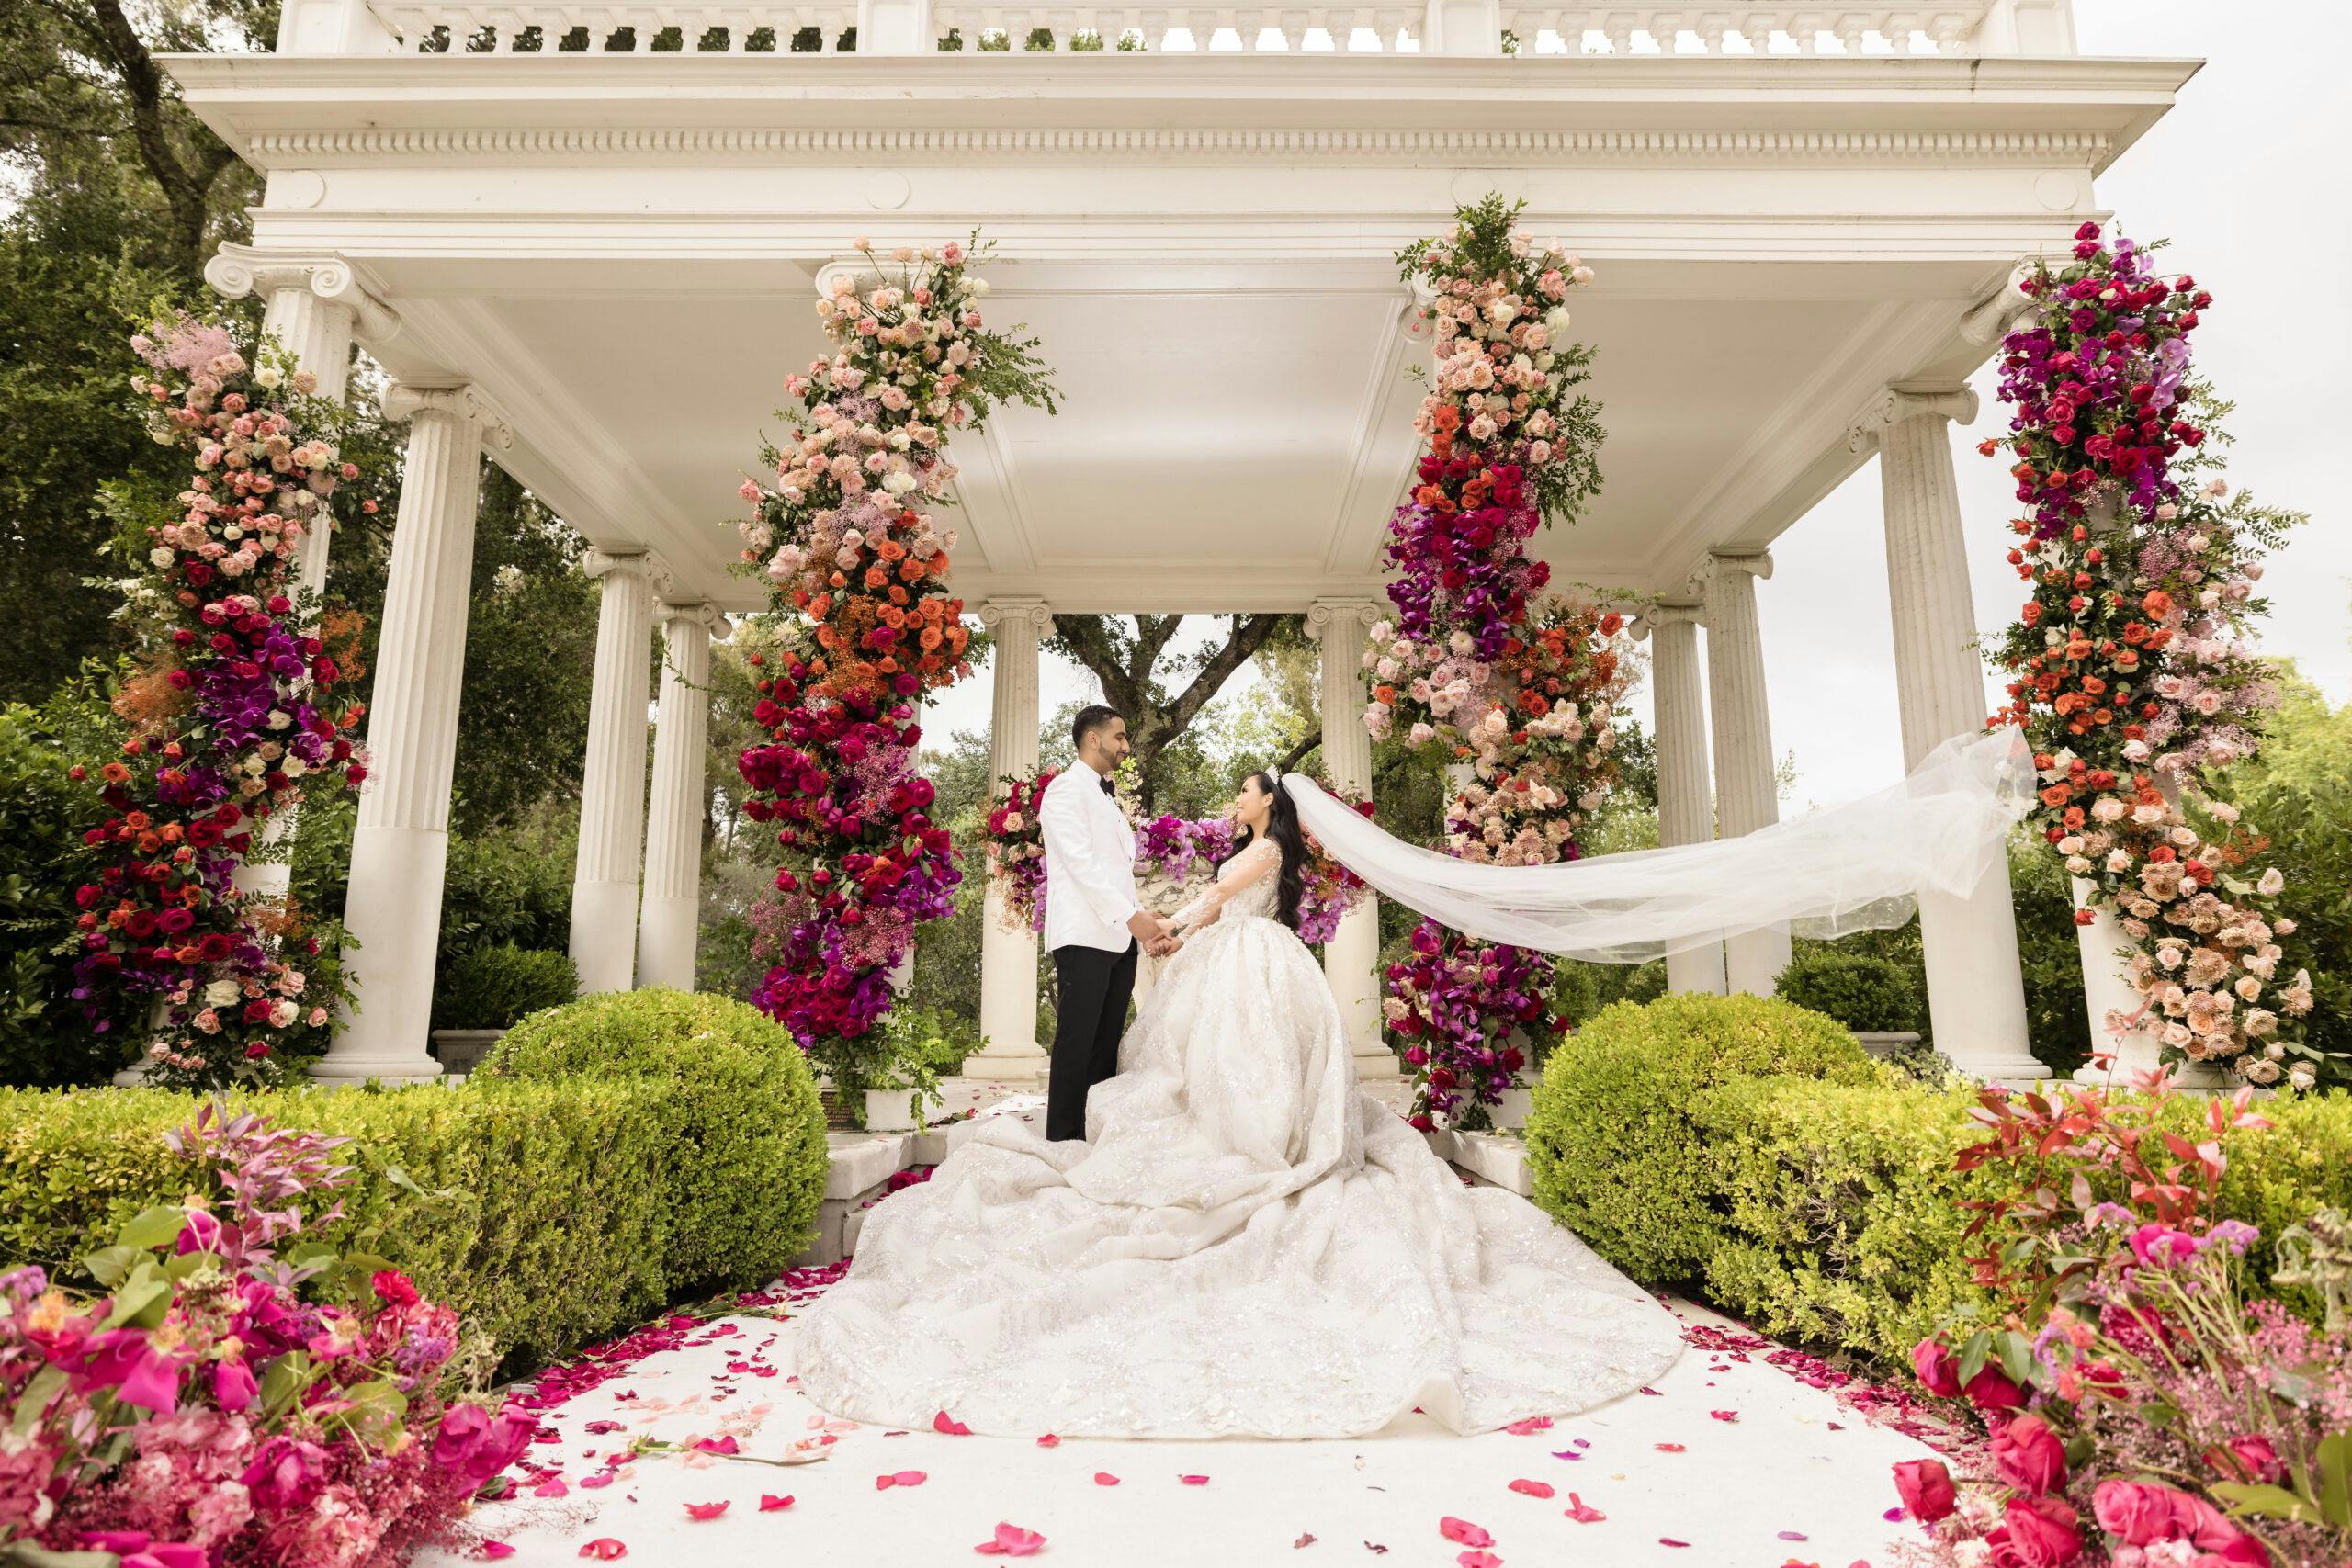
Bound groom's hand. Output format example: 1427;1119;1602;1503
1145;933;1182;958
1126;909;1170;947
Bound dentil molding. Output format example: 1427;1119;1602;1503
203;244;402;344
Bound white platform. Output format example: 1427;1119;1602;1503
797;1078;1045;1265
415;1291;1936;1568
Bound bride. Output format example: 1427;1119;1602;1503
791;766;1688;1440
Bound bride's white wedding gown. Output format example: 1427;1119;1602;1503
792;838;1685;1438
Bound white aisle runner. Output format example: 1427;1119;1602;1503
415;1288;1936;1567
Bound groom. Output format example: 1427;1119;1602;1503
1037;705;1177;1142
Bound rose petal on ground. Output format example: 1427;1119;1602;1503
1564;1495;1606;1524
1708;1410;1738;1424
578;1542;628;1562
1036;1434;1060;1448
1507;1479;1555;1500
1501;1416;1552;1436
481;1545;516;1561
1295;1534;1317;1548
578;1472;614;1491
693;1436;741;1454
889;1470;927;1487
1653;1443;1685;1453
1091;1472;1122;1485
1459;1553;1503;1568
684;1501;729;1520
935;1411;974;1436
1639;1387;1662;1396
1659;1539;1691;1549
1438;1517;1494;1548
1363;1546;1388;1556
1179;1474;1210;1485
973;1522;1047;1557
1777;1531;1808;1541
533;1478;569;1498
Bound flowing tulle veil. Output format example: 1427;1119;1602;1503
1282;728;2035;964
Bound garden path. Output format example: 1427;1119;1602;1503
415;1273;1941;1568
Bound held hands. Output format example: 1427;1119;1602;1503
1129;909;1180;959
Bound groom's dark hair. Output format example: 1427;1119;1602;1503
1070;704;1122;750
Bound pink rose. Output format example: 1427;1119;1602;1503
211;1356;257;1412
173;1206;223;1256
239;1435;331;1511
1985;1494;2082;1568
1964;1361;2029;1414
2204;1434;2280;1485
1892;1458;1956;1522
433;1399;537;1485
1990;1413;2068;1496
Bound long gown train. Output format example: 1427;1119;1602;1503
791;851;1685;1439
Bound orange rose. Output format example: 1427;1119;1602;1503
2141;589;2174;619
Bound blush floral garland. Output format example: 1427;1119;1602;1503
1984;222;2329;1087
68;310;376;1091
1363;196;1631;1132
734;236;1056;1054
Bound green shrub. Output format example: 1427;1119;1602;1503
481;988;827;1291
0;701;116;1089
1696;1076;1992;1361
430;943;580;1032
1622;958;1668;1006
1775;952;1923;1035
1525;993;1886;1280
0;1078;674;1372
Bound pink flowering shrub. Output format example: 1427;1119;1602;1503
1889;1077;2351;1567
0;1102;536;1567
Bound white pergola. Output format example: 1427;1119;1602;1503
164;0;2190;1086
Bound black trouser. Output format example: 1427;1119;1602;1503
1046;940;1137;1142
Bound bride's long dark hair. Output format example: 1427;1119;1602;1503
1212;770;1310;932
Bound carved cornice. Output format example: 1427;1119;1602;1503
203;244;401;344
1844;384;1981;455
1960;260;2042;347
242;127;2116;166
978;596;1054;635
380;380;515;450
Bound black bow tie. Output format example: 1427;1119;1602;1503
1099;775;1115;796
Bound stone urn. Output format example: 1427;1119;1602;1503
429;1028;505;1078
1852;1030;1922;1061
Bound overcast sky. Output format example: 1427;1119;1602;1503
920;0;2351;811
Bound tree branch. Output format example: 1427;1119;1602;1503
1148;613;1291;750
1277;728;1322;775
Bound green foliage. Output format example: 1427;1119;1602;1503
2007;829;2094;1075
435;802;581;957
0;1073;803;1374
430;944;580;1032
1774;952;1923;1034
0;699;118;1088
481;989;827;1290
1524;993;1885;1280
1696;1077;1992;1360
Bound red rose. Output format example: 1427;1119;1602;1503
1963;1362;2028;1414
1911;1338;1963;1398
1990;1414;2067;1495
1892;1458;1956;1522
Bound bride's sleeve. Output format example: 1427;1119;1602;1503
1173;840;1278;930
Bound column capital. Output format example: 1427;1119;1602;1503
1628;599;1705;641
1846;384;1980;456
381;381;514;451
657;598;731;641
1691;548;1774;594
205;245;401;345
582;547;670;595
1306;597;1384;637
978;595;1054;635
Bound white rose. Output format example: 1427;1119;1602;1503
882;470;917;495
254;366;283;389
2256;868;2284;896
150;547;175;568
205;979;242;1008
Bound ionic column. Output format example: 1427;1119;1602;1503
569;550;659;994
1851;386;2045;1082
204;252;397;903
1635;602;1728;995
316;382;509;1083
1702;550;1792;995
1310;597;1397;1078
637;601;728;991
970;598;1052;1082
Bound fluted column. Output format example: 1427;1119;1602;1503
1852;386;2044;1082
1637;602;1729;995
971;598;1052;1082
637;601;728;990
1310;598;1397;1078
317;382;509;1082
569;550;659;994
1702;550;1792;995
205;254;398;905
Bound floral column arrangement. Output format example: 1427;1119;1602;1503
1361;197;1634;1131
1983;221;2332;1087
69;310;376;1090
734;237;1054;1059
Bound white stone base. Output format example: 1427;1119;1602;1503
794;1080;1040;1265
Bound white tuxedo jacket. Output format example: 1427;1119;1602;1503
1038;763;1143;954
